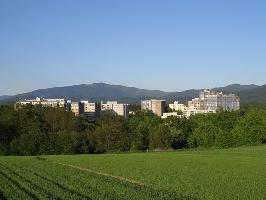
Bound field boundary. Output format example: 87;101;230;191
53;162;145;186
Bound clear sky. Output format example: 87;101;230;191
0;0;266;95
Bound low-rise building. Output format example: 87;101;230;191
15;97;66;109
162;112;182;119
169;101;187;113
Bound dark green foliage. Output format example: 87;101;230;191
0;105;92;155
52;131;79;154
188;122;222;148
163;116;193;149
188;110;245;148
0;105;18;146
150;124;172;149
1;102;266;155
10;130;43;156
93;115;131;153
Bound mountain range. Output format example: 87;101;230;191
0;95;11;101
1;83;266;104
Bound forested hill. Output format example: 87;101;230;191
2;83;266;103
0;95;11;101
238;84;266;102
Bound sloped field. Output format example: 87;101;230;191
1;145;266;199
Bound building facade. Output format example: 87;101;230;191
70;101;80;116
101;101;129;118
141;99;166;117
79;101;101;121
197;90;240;112
165;90;240;119
169;101;187;112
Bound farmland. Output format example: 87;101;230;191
1;145;266;200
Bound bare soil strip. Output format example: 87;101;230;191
54;162;145;186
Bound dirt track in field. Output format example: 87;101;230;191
54;162;145;186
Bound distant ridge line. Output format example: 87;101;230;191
1;83;265;103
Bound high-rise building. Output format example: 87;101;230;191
164;90;240;119
141;99;166;116
184;90;240;117
198;90;240;111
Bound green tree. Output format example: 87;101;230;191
188;122;223;148
10;130;43;155
53;131;79;154
129;110;161;151
163;116;193;149
232;109;266;146
93;115;130;153
76;123;95;154
151;124;172;149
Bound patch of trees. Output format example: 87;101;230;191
0;103;266;155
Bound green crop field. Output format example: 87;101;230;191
0;145;266;200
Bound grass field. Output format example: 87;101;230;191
0;145;266;200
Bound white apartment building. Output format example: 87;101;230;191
164;90;240;119
198;90;240;111
101;101;129;118
185;90;240;117
15;97;66;109
162;112;182;119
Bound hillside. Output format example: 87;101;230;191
0;95;11;101
213;84;259;93
238;84;266;102
1;83;265;104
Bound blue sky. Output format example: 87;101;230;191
0;0;266;95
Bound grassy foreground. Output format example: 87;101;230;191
1;146;266;200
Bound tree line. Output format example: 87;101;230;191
0;103;265;155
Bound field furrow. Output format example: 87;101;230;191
1;145;266;199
